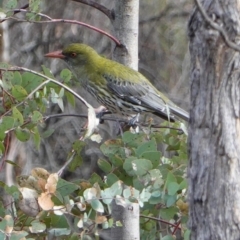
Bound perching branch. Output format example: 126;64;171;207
44;113;184;131
71;0;115;20
195;0;240;52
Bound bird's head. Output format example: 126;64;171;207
45;43;100;67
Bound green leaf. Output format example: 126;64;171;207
89;173;102;185
109;181;123;196
68;154;83;172
1;70;14;90
60;69;72;83
123;158;153;176
0;142;5;154
0;232;4;240
166;172;177;187
108;155;123;167
57;97;64;112
165;194;177;207
50;214;69;228
4;0;17;9
22;72;43;93
1;116;14;131
167;182;179;195
28;0;41;12
160;206;178;220
0;219;6;231
161;235;175;240
4;185;20;200
101;188;114;205
184;229;191;240
48;228;71;236
32;126;40;148
58;88;64;98
72;140;85;154
12;85;28;101
106;173;119;186
149;191;162;204
65;91;75;107
135;139;157;157
123;187;139;200
14;127;30;142
100;139;122;157
122;131;146;147
12;107;24;125
97;159;112;173
9;231;28;240
31;111;43;124
41;128;55;138
179;179;187;190
141;151;161;168
50;88;58;104
11;72;22;85
91;199;104;213
30;220;46;233
5;160;21;168
42;65;54;79
57;178;79;196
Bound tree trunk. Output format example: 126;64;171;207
188;0;240;239
112;0;139;70
110;0;140;239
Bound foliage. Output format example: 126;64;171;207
0;1;189;239
0;64;189;237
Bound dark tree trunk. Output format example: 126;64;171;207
188;0;240;239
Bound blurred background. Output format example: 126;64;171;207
2;0;192;182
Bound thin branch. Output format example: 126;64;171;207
57;152;75;176
195;0;240;52
0;66;93;117
140;214;181;230
71;0;114;20
44;113;184;131
6;10;120;45
13;3;29;15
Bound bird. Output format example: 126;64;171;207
45;43;189;122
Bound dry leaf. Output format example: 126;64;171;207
31;168;50;180
45;173;58;193
95;215;107;224
38;192;54;210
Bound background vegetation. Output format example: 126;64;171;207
0;0;191;239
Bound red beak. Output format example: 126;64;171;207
44;50;65;59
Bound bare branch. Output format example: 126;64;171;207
140;214;181;230
195;0;240;52
6;9;121;45
71;0;114;20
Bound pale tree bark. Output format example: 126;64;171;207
112;0;139;70
188;0;240;239
110;0;140;239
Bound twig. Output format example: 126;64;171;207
140;214;181;230
71;0;114;20
195;0;240;52
7;9;120;45
57;152;75;176
0;66;92;117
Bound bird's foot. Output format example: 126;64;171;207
94;106;111;124
128;114;139;128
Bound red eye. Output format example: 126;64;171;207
70;53;77;58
